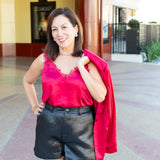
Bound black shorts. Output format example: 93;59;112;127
34;104;95;160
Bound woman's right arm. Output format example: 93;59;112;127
23;53;45;115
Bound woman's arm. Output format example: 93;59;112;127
78;56;107;102
23;53;45;115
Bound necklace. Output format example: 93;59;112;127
59;52;73;56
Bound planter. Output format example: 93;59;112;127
126;30;139;54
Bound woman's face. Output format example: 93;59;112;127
51;15;78;52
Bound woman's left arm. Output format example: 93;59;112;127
78;56;107;102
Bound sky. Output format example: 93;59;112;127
135;0;160;23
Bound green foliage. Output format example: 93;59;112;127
149;21;157;24
117;25;124;34
141;41;160;62
128;19;139;30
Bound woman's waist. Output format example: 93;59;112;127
45;103;93;114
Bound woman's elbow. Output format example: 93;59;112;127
23;75;28;85
23;75;32;87
96;88;107;103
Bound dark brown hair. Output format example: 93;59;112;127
44;7;83;60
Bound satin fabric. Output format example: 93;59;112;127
84;49;117;160
41;53;93;108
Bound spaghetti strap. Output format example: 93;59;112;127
44;52;49;60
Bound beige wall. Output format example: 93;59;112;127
0;0;75;43
0;1;1;43
0;0;16;56
0;0;16;43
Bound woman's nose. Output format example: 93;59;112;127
57;29;63;36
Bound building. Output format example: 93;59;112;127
0;0;140;60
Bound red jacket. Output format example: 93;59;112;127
84;49;117;160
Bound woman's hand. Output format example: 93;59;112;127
78;56;90;68
32;102;45;116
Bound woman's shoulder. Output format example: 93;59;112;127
30;53;45;71
37;53;46;64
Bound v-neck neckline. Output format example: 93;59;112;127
51;61;78;77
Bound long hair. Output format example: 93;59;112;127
44;7;83;61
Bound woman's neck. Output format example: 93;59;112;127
59;47;74;56
59;52;73;56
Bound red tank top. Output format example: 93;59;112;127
41;53;93;108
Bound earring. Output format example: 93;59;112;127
53;38;55;41
75;32;78;37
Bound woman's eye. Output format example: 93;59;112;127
52;29;57;31
62;26;67;29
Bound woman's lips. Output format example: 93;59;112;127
59;38;67;43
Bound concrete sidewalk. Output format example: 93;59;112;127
0;57;160;160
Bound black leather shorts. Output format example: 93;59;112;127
34;104;95;160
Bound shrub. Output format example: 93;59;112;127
141;41;160;62
128;19;139;30
149;21;157;24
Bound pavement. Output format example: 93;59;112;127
0;56;160;160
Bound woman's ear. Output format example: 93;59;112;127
75;24;79;34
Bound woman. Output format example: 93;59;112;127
23;7;116;160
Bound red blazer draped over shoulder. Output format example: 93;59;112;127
84;49;117;160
